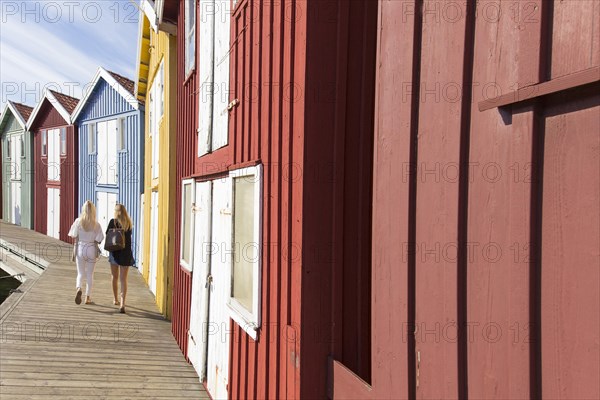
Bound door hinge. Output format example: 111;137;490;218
227;98;240;112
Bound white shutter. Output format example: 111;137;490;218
97;121;108;184
212;0;231;151
198;0;215;157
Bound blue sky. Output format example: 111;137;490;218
0;0;140;110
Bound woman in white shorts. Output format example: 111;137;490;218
68;201;104;305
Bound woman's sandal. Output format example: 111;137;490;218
119;306;126;314
85;297;93;305
113;300;120;305
75;289;82;305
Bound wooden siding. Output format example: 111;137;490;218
31;100;78;244
138;16;178;318
76;79;145;264
330;1;600;399
171;0;198;359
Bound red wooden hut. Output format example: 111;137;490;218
160;0;598;399
27;90;79;243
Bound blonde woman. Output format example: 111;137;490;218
107;204;135;313
68;201;104;305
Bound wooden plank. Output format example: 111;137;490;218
478;66;600;111
0;222;207;399
541;95;600;399
467;0;544;398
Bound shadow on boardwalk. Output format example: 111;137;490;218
0;222;207;399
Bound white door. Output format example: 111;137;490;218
47;187;60;239
188;181;212;380
47;129;60;181
148;191;159;295
106;119;118;185
96;191;117;257
206;177;231;399
11;182;21;225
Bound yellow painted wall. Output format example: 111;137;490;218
136;16;177;319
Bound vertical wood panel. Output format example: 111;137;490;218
541;91;600;400
467;1;544;398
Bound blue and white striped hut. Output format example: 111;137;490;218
71;67;145;265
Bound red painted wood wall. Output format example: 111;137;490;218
31;101;78;244
331;1;600;399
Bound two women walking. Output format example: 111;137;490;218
68;201;135;313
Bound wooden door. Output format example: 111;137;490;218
206;177;231;399
188;181;212;381
47;187;60;239
96;191;117;257
11;182;21;225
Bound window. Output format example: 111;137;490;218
6;136;11;159
20;135;24;158
228;165;262;337
180;179;195;271
117;117;127;151
185;0;197;76
60;128;67;155
88;124;96;154
41;130;47;156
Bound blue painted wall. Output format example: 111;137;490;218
75;79;145;266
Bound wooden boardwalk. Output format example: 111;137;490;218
0;222;208;399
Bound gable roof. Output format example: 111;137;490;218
0;101;34;130
71;67;140;122
26;89;79;130
12;102;34;123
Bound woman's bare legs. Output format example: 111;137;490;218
110;264;120;305
119;266;129;311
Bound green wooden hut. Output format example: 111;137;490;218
0;101;34;228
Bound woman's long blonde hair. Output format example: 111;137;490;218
114;204;133;231
79;200;97;231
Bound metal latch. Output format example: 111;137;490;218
205;274;213;288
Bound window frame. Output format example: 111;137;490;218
184;0;197;78
117;117;127;152
88;123;97;154
179;178;196;272
41;130;47;156
59;127;67;156
227;164;263;339
20;134;25;158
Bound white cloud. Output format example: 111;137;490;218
0;0;139;109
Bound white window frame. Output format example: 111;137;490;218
185;0;197;77
180;178;196;272
60;127;67;156
41;130;47;156
227;164;262;339
20;134;25;158
117;117;127;152
88;123;96;154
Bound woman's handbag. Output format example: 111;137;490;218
104;228;126;251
